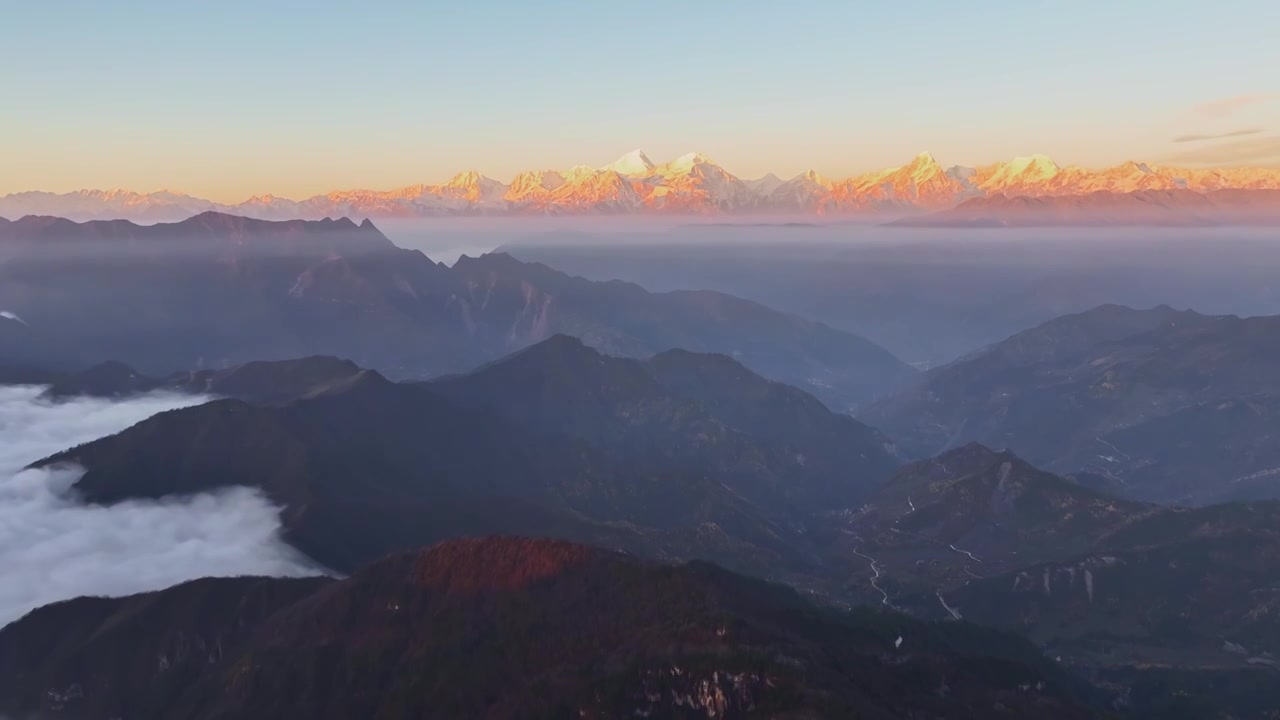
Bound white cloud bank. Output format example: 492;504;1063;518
0;385;320;629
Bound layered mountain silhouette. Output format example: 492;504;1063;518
0;212;913;410
4;151;1279;220
862;304;1280;504
13;337;1280;713
33;340;899;581
0;537;1100;720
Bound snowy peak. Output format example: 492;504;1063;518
906;151;941;170
1006;154;1060;177
446;170;483;187
1116;160;1155;174
446;170;503;191
652;152;717;178
745;173;785;196
674;151;711;166
795;170;832;188
504;170;566;204
508;170;565;190
602;149;656;177
972;154;1065;196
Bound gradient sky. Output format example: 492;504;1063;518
4;0;1278;201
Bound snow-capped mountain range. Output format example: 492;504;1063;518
4;151;1280;221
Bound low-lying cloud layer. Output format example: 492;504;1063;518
0;385;320;629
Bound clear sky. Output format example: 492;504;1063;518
3;0;1278;201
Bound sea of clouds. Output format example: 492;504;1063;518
0;385;320;629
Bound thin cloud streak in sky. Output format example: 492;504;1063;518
0;386;321;629
1172;128;1263;143
1163;136;1280;166
1191;94;1277;118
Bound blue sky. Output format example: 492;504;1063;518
3;0;1277;200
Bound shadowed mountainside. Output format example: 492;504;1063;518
862;304;1280;504
0;537;1101;720
812;442;1280;709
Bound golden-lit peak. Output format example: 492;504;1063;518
446;170;487;187
601;149;655;176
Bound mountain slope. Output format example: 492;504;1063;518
954;500;1280;675
36;365;802;576
0;213;912;410
430;335;900;512
0;537;1100;720
815;443;1154;612
450;252;916;410
861;304;1280;504
815;443;1280;707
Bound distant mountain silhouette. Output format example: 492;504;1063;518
448;252;914;410
0;213;914;410
0;537;1099;720
862;304;1280;504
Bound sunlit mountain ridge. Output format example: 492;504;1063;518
5;150;1280;221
